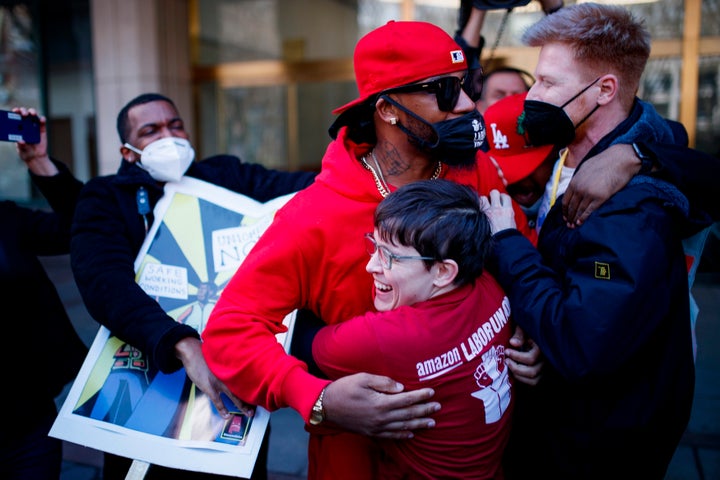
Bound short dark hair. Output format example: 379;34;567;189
328;101;376;143
116;93;177;144
478;66;534;101
374;179;492;286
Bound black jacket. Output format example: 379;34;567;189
1;160;88;419
71;155;316;373
643;141;720;223
496;100;701;479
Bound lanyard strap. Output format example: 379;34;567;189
549;148;569;208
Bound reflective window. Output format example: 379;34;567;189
0;3;41;201
696;56;720;156
192;0;720;172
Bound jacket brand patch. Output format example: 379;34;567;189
594;261;610;279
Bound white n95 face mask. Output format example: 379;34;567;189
124;137;195;182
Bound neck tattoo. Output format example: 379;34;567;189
361;151;443;198
371;151;391;196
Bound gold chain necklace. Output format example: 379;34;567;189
360;153;443;198
371;151;392;196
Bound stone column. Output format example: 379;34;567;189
90;0;191;174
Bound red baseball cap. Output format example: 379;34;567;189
333;21;467;115
484;92;555;184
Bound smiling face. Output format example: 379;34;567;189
365;229;440;312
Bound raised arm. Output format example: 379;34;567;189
14;107;57;176
15;106;83;237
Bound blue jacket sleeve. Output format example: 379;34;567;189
489;198;684;381
25;158;83;254
192;155;317;203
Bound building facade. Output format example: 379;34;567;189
1;0;718;204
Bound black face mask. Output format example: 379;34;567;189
521;77;601;147
380;95;488;168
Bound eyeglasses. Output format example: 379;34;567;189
381;74;477;112
364;233;434;270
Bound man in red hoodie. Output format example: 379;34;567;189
203;20;537;479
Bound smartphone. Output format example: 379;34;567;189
0;109;41;144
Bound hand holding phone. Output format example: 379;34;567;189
0;109;41;144
11;107;57;176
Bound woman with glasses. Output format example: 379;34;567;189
202;20;537;480
312;179;514;479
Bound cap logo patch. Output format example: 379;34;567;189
450;50;465;63
490;123;510;150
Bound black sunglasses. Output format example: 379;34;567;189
381;74;478;112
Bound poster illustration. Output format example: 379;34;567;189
51;177;297;477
